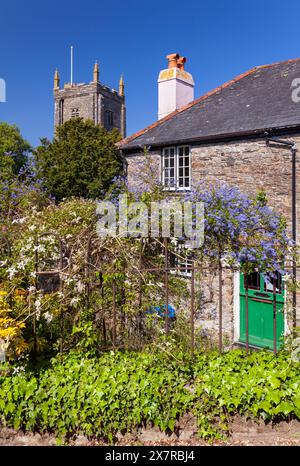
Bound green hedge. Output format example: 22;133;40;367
0;350;299;440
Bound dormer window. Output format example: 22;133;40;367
162;145;190;190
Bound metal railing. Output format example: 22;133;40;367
1;233;298;357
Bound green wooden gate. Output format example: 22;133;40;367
239;271;284;349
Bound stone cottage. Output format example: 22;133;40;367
118;53;300;349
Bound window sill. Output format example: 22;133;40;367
162;187;191;192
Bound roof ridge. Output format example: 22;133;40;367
119;56;300;148
256;56;300;70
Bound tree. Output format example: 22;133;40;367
0;123;45;233
0;122;31;179
34;118;123;201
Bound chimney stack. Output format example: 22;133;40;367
158;53;194;120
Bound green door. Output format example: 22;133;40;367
239;271;284;349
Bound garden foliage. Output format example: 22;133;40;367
34;118;123;200
0;349;299;441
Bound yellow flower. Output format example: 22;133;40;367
15;289;27;296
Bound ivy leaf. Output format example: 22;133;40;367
274;402;294;416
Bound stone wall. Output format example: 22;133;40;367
125;134;300;344
126;153;161;191
191;137;300;240
126;136;300;237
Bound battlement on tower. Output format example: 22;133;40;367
53;64;126;137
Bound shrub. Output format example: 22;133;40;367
0;350;299;442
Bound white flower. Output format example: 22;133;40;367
34;295;44;321
44;311;53;323
12;365;25;375
64;277;74;286
70;297;80;306
220;254;233;268
22;240;34;252
7;266;17;279
12;217;26;224
29;224;37;231
17;260;27;270
35;299;41;311
28;286;36;293
76;282;85;293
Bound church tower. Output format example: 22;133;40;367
53;62;126;137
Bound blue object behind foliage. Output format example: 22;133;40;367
145;304;176;319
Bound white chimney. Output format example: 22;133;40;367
158;53;194;120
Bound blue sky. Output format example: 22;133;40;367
1;0;300;146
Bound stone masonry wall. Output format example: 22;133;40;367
192;136;300;343
191;137;300;239
54;83;125;136
126;153;161;191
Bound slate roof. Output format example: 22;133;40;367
120;58;300;150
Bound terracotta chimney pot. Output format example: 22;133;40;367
166;53;179;69
177;56;186;70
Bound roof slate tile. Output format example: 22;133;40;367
120;58;300;150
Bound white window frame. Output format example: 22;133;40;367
170;241;193;278
162;145;191;190
71;107;80;118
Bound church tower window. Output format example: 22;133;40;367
71;108;80;118
105;110;114;130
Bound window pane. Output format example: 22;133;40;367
71;108;79;118
245;272;260;290
171;242;193;277
163;146;191;189
163;148;176;187
264;271;282;294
